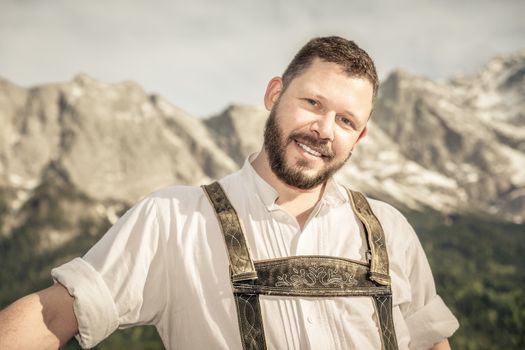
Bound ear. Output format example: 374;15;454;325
264;77;283;111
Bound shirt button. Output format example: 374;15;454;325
307;315;314;324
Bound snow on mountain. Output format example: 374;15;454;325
371;50;525;222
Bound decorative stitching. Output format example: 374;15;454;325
202;182;257;280
374;295;398;350
236;294;266;350
275;264;358;288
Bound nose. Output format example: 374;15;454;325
310;112;335;141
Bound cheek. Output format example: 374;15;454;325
278;104;316;130
333;133;359;156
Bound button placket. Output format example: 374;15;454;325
295;224;314;255
298;299;315;349
302;300;331;350
306;315;314;324
296;201;327;255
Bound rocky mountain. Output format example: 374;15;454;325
0;74;237;201
370;50;525;221
0;50;523;251
205;104;268;166
0;75;236;242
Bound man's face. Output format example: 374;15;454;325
263;58;374;190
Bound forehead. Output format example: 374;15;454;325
289;58;364;88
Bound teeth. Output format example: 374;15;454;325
298;142;322;157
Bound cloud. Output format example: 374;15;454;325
0;0;523;116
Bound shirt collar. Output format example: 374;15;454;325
240;153;348;211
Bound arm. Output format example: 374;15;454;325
0;283;78;350
394;215;459;349
431;338;451;350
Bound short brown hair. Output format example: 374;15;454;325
282;36;379;98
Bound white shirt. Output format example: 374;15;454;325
52;156;459;350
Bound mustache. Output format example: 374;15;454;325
288;132;335;158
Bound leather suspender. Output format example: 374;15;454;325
202;181;257;282
202;181;399;350
348;190;391;286
203;181;265;349
347;190;398;350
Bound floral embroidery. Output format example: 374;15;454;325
275;265;358;288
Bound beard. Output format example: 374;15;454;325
263;106;352;190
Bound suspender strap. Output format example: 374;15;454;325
347;189;391;286
234;293;267;350
202;182;267;350
348;190;399;350
373;295;398;350
202;182;257;282
203;182;397;350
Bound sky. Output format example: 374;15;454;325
1;0;524;117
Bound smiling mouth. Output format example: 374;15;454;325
294;139;330;158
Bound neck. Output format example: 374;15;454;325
251;150;326;227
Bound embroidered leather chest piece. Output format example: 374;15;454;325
203;181;399;350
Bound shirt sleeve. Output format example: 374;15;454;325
400;222;459;350
51;195;168;349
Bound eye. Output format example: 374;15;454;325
337;115;355;129
304;98;319;107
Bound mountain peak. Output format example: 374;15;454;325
0;50;523;225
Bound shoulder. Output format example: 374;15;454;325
147;185;205;202
137;166;246;215
135;185;209;219
366;198;410;228
364;197;418;249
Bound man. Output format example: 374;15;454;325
0;36;458;349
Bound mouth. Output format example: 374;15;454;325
293;139;330;159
